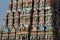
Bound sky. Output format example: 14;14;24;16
0;0;9;28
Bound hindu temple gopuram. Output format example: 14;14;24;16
0;0;60;40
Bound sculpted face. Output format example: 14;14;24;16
46;0;50;3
